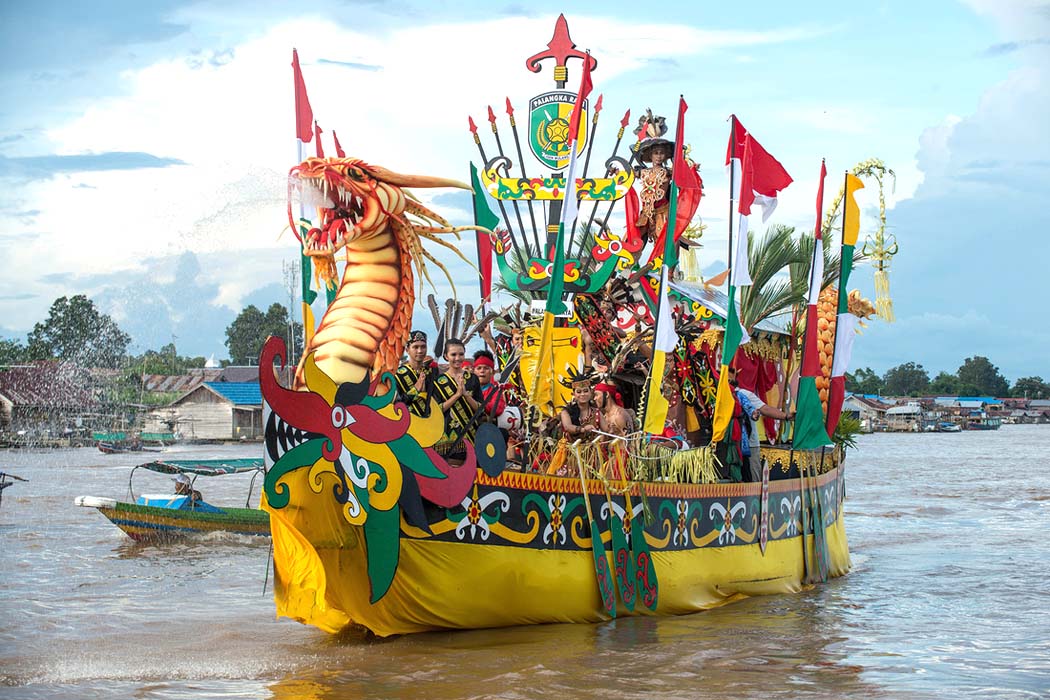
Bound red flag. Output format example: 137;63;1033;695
292;49;313;142
314;122;325;158
739;135;756;215
332;130;345;157
726;117;792;216
566;55;593;146
477;230;493;304
672;97;702;191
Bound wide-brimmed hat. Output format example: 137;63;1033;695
636;137;675;164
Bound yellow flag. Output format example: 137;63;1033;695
843;174;865;246
642;350;670;434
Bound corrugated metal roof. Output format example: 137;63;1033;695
216;366;261;383
0;361;97;407
204;381;261;405
936;396;1001;405
143;374;209;393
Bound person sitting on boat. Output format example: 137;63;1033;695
729;366;794;482
470;350;507;421
433;338;483;454
481;312;526;406
172;473;202;502
558;369;600;440
546;369;599;476
395;330;433;416
655;376;691;449
594;380;634;437
472;349;525;463
594;379;636;479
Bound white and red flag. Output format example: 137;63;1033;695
725;117;793;287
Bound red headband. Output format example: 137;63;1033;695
594;382;624;407
474;356;495;369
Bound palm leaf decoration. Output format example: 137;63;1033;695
738;224;804;331
739;223;869;334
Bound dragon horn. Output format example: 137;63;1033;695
451;302;463;340
427;294;441;329
367;165;471;191
464;311;499;344
462;304;475;337
444;299;455;341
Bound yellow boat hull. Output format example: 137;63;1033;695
265;448;849;637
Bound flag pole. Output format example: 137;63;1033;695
726;115;737;296
576;108;632;271
469;117;531;272
487;105;530;257
292;48;319;353
793;158;826;418
824;170;850;425
569;93;602;244
505;98;542;254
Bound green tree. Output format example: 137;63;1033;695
1010;376;1049;400
956;356;1009;397
929;371;959;395
128;343;209;377
27;295;130;368
225;303;303;365
0;339;28;365
845;367;883;395
882;362;930;396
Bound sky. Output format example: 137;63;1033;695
0;0;1047;382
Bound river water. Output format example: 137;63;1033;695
1;427;1048;699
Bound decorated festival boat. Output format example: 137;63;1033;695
261;17;895;636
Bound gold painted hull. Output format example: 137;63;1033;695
267;451;849;637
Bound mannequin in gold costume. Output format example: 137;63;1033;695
634;138;673;245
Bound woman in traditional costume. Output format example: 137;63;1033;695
546;368;599;476
433;338;482;456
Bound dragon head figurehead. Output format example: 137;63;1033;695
288;156;485;387
289;157;469;259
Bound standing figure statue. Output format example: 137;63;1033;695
631;112;674;247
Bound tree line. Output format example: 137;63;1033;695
846;357;1048;399
4;296;1044;401
0;295;302;373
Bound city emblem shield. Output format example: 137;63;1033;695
528;91;589;171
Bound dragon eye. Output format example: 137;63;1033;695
347;169;364;182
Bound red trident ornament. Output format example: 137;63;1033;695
525;13;597;88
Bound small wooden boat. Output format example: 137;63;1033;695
75;458;269;541
0;471;27;509
965;417;1001;431
97;440;146;454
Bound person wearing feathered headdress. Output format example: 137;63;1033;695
557;366;599;440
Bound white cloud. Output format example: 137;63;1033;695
2;13;826;342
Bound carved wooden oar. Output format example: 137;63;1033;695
627;484;659;611
603;480;636;612
575;444;616;618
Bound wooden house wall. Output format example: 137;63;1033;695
175;402;234;440
172;387;235;440
232;407;262;439
0;395;11;428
